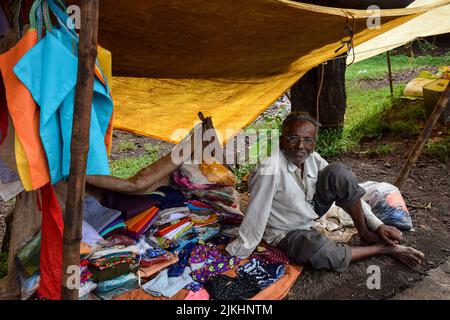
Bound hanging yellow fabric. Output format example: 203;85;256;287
14;133;33;191
97;45;114;156
96;0;448;144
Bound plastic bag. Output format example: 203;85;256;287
360;181;413;230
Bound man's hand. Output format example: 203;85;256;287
376;224;403;246
359;229;382;246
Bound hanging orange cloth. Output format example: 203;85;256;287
0;29;50;190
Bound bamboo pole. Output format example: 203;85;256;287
61;0;99;300
394;83;449;189
1;192;40;298
387;51;394;99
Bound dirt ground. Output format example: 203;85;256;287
287;143;449;300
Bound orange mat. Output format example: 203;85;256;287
114;262;303;301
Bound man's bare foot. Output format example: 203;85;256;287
385;245;425;268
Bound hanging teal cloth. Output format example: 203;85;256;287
13;29;113;184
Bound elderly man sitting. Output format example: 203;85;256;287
226;113;424;272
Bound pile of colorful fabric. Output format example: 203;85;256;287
172;163;244;237
79;260;96;299
87;244;140;300
70;162;293;300
10;143;293;300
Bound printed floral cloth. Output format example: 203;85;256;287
249;242;290;265
188;244;240;283
89;254;137;271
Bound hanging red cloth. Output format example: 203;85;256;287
37;183;64;300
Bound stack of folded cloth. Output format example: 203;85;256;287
124;206;159;239
188;201;220;227
154;217;193;241
99;217;127;238
83;196;122;238
102;234;136;247
79;259;97;298
193;223;221;242
88;245;139;283
156;207;191;226
172;164;244;217
188;187;244;216
174;162;237;189
139;246;170;267
94;273;139;300
101;186;188;219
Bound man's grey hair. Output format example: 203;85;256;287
281;112;321;137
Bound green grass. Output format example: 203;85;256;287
110;143;160;179
346;52;450;80
425;137;450;162
315;129;357;158
364;143;396;157
117;140;137;153
143;143;160;155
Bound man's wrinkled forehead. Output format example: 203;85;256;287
282;120;317;137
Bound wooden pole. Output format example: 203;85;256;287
387;51;394;99
61;0;99;300
1;192;40;298
394;84;449;189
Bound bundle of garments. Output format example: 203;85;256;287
205;258;285;300
79;260;96;298
141;242;241;298
86;244;140;299
76;222;292;300
172;163;244;227
100;186;189;240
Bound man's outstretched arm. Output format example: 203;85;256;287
86;153;179;195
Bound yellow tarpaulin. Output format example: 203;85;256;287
99;0;447;144
349;0;450;63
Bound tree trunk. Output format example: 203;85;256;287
290;57;347;129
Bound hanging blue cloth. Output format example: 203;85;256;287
13;29;113;184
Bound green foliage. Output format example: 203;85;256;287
110;144;160;179
387;120;421;138
315;129;357;158
425;137;450;162
346;51;450;80
246;105;288;131
143;143;160;157
117;140;137;152
365;144;395;157
231;162;257;185
415;39;438;56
